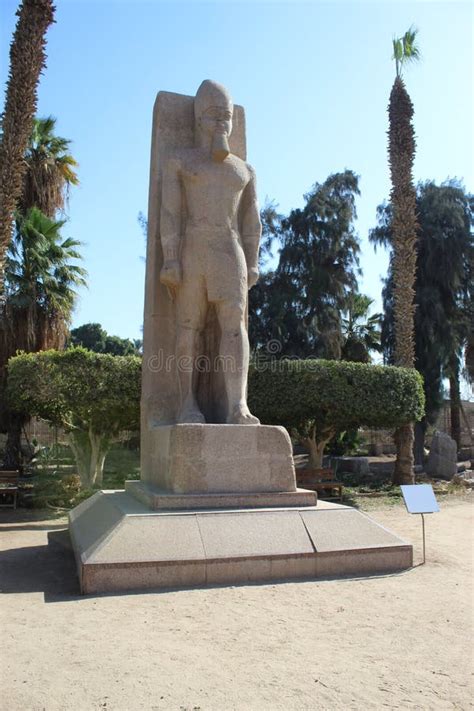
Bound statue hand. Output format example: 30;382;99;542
160;260;182;290
247;267;259;289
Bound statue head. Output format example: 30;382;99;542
194;80;233;161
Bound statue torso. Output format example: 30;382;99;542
178;149;251;233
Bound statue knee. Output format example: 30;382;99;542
217;300;245;333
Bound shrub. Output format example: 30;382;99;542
248;359;424;466
7;348;141;488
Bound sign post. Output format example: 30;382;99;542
400;484;440;564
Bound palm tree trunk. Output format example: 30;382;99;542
388;77;418;485
3;412;25;469
413;418;426;467
0;0;55;294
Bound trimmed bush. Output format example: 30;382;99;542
248;359;424;466
7;348;141;487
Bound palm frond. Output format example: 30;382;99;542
392;25;421;77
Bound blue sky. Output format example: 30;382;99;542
1;0;473;342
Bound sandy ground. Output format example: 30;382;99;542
0;497;473;711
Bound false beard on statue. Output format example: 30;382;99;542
211;130;230;162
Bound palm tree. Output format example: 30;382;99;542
388;26;420;484
0;0;55;295
341;293;382;363
371;180;473;462
0;207;87;466
20;116;79;218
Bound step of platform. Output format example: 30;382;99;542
69;491;413;594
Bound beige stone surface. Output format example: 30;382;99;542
89;515;206;564
126;480;317;510
315;546;412;577
83;561;208;595
2;498;472;710
205;555;317;586
197;510;315;559
68;491;124;561
301;508;410;551
68;491;412;594
141;423;297;493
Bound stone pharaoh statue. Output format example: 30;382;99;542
158;80;261;425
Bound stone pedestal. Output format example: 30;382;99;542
69;492;413;594
126;480;316;510
131;423;317;510
141;424;298;494
68;421;414;594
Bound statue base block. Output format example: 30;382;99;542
68;491;413;595
141;424;298;494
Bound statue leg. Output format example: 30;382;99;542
215;299;260;425
175;325;205;423
175;278;207;424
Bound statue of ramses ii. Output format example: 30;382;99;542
142;80;262;428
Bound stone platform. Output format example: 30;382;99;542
126;480;316;509
69;491;413;594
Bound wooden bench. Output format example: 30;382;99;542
296;467;343;502
0;470;20;509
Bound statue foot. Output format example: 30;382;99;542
227;405;260;425
178;406;206;424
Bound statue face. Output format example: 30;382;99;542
199;105;233;140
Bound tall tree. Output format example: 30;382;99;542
0;208;86;465
249;171;361;359
0;0;55;294
371;180;473;460
20;116;79;217
0;113;80;466
387;26;420;483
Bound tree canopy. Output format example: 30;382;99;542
0;207;86;467
7;348;141;486
249;171;361;359
20;115;79;217
70;322;142;356
248;359;424;467
340;294;382;364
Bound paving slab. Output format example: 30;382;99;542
197;510;315;559
89;514;206;564
301;508;409;551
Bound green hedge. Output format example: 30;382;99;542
7;348;141;487
7;348;141;432
248;359;424;434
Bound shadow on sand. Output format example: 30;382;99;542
0;528;80;600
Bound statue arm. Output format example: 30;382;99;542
240;167;262;286
160;156;182;261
